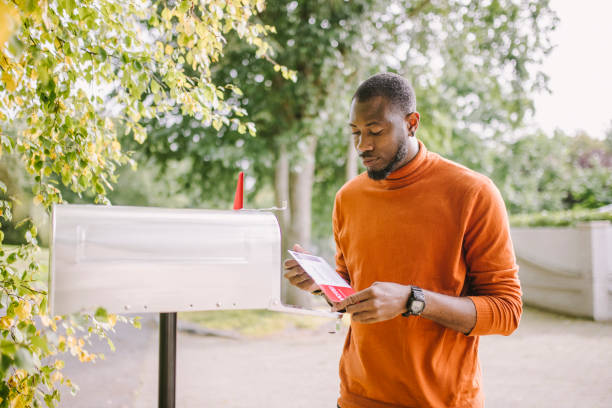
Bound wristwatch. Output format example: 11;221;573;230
402;286;425;317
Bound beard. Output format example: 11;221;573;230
365;137;409;180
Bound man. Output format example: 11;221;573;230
283;73;522;408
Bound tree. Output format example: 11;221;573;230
129;0;372;304
0;0;287;406
133;1;557;263
492;130;612;214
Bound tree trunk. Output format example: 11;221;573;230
275;143;291;243
275;143;294;305
284;135;317;307
346;134;358;181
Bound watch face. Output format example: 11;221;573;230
410;300;425;314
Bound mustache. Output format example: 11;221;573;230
359;153;375;159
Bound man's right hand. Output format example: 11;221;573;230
283;244;320;293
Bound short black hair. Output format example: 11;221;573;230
353;73;416;115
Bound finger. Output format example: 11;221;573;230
292;243;311;254
283;268;306;279
330;302;346;313
345;299;375;314
287;277;306;288
285;274;307;286
286;273;314;288
284;262;307;275
283;263;305;274
296;279;316;291
285;258;305;269
293;273;313;285
332;288;374;311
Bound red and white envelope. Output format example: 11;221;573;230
288;250;355;302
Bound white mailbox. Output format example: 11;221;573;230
50;204;326;317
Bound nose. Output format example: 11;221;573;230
356;134;374;153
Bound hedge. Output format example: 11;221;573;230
510;208;612;227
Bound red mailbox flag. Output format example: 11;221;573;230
233;171;244;210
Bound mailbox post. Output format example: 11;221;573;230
159;313;177;408
49;204;337;407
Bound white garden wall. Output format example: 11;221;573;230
511;221;612;321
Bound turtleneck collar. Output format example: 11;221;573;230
371;139;437;190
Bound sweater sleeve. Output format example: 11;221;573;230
332;195;350;284
463;178;522;336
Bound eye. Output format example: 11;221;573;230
370;130;382;136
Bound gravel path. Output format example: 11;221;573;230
59;307;612;407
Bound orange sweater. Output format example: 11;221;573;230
333;140;522;408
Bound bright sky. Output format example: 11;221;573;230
531;0;612;138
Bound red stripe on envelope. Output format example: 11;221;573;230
320;284;355;302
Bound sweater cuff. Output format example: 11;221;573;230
466;296;494;336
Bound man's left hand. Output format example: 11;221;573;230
331;282;412;324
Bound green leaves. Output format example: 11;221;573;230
0;0;290;406
14;348;36;373
511;209;612;228
106;338;115;352
94;307;108;323
0;340;17;356
6;252;17;264
493;130;612;214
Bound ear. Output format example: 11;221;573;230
405;112;420;136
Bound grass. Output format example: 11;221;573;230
179;308;337;337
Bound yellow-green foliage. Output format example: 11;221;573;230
0;0;292;406
510;209;612;227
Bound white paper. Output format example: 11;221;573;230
287;250;351;288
